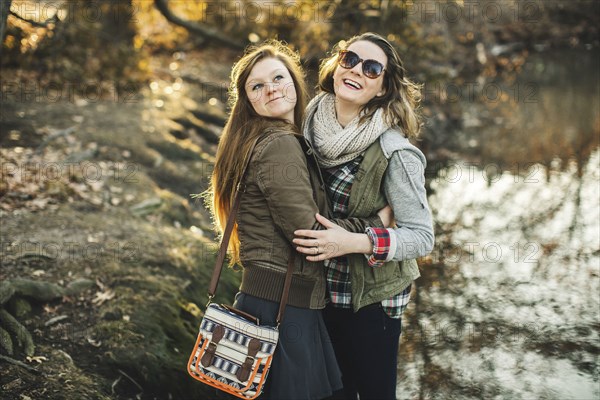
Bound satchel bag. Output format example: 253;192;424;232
187;138;295;399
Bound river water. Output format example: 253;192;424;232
398;48;600;399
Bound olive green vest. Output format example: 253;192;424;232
346;141;420;312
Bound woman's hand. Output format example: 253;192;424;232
293;213;373;261
377;205;395;228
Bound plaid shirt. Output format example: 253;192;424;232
322;155;411;319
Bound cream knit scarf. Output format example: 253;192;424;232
303;92;389;168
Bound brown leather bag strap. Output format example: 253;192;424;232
276;249;295;325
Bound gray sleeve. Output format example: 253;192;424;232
383;148;435;260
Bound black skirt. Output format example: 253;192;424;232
232;292;342;400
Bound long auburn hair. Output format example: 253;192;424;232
318;32;423;139
207;40;308;266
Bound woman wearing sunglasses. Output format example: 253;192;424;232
293;32;434;399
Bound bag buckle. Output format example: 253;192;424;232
200;324;225;367
236;338;261;382
206;294;214;308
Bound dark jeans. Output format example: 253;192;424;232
323;303;402;400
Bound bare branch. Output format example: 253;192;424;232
9;10;59;28
153;0;245;50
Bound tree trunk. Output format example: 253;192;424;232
154;0;245;50
0;0;13;57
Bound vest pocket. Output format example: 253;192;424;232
371;260;402;284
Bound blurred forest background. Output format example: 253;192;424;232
1;1;599;399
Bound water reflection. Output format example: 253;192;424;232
457;48;599;180
400;48;600;400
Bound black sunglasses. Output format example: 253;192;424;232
337;50;386;79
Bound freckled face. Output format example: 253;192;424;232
245;58;297;124
332;40;387;108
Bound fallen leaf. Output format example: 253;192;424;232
87;234;100;243
26;356;48;364
45;315;69;326
178;301;202;318
87;337;102;347
43;304;58;314
88;181;104;192
89;196;103;205
92;289;115;305
30;197;50;209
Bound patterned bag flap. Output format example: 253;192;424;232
200;304;279;358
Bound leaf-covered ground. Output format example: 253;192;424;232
0;49;243;399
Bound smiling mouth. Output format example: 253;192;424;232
343;79;362;90
267;97;284;104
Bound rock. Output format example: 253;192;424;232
129;197;162;216
64;148;99;163
10;278;65;302
65;278;96;295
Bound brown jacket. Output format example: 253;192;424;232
237;126;383;309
